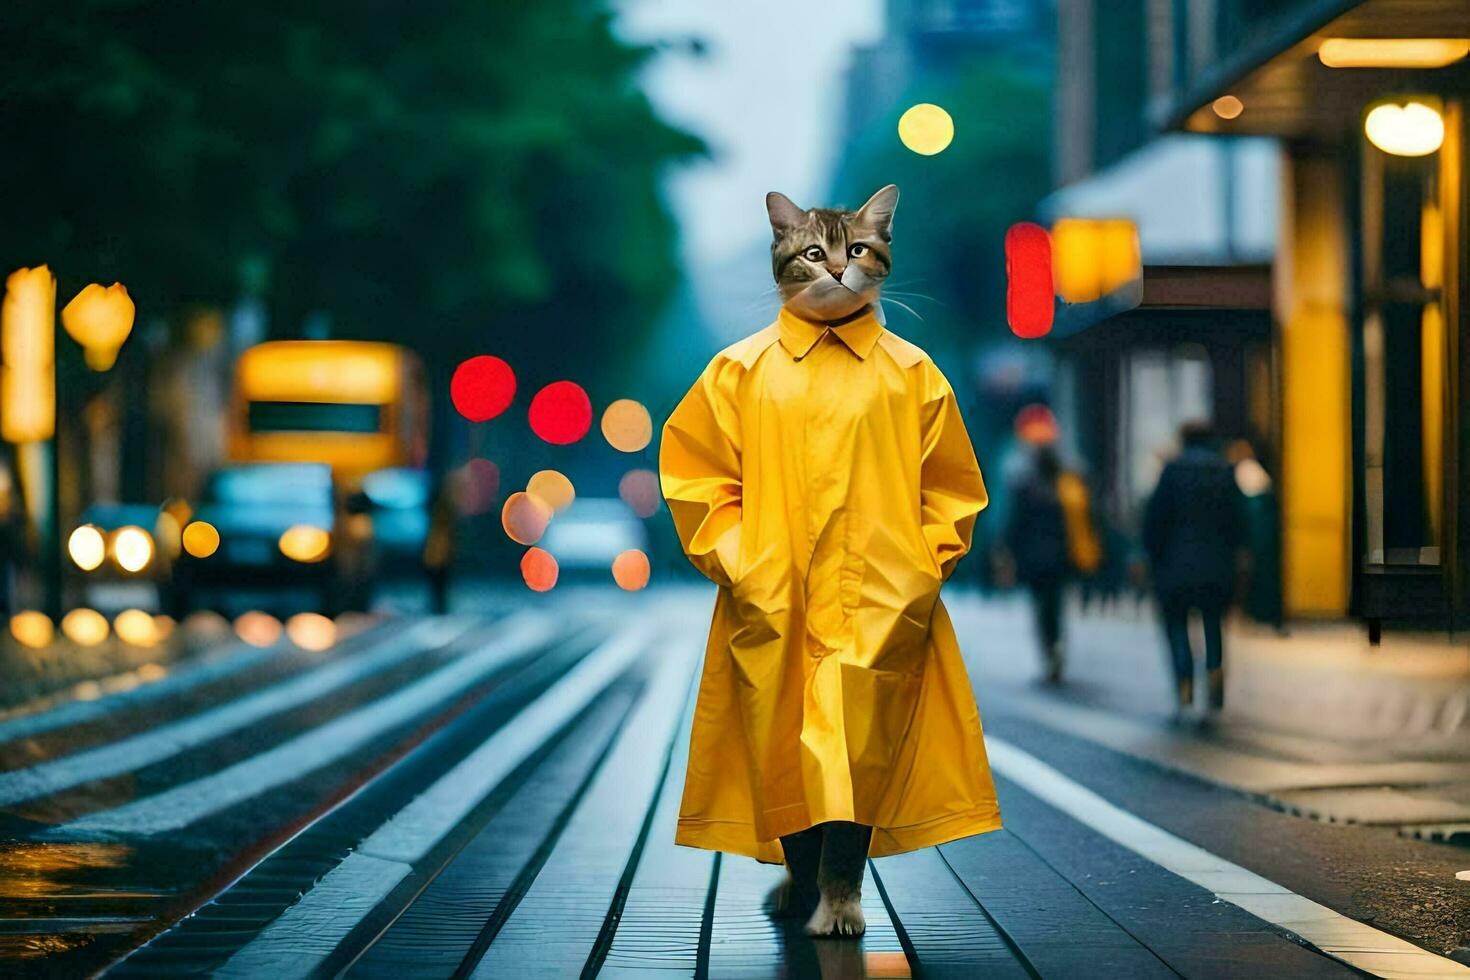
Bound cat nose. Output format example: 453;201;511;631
829;268;845;282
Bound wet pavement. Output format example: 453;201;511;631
1;587;1467;977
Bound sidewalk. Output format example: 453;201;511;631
950;591;1470;842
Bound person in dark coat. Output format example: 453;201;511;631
1142;421;1247;714
1005;445;1072;684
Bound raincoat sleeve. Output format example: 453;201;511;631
660;359;743;588
919;365;988;581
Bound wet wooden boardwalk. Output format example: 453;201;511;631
94;606;1129;978
3;596;1430;977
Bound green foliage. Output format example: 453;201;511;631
0;1;702;377
834;56;1051;363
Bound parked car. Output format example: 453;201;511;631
170;462;367;615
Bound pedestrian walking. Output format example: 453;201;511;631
1142;421;1248;715
1003;444;1100;683
660;185;1000;939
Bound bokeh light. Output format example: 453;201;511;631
527;469;576;512
183;609;230;639
1211;95;1244;120
155;510;183;559
612;549;651;591
61;608;110;646
618;469;662;519
114;609;160;647
182;520;221;558
10;611;54;649
528;380;592;445
68;525;106;571
235;611;283;647
1014;403;1059;445
454;458;500;516
501;491;552;545
898;103;954;155
1005;222;1054;339
451;355;517;422
601;399;652;453
286;612;337;651
111;526;154;573
61;282;135;372
153;614;176;642
521;547;559;592
279;525;331;563
1364;100;1445;157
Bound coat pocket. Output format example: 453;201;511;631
856;525;943;674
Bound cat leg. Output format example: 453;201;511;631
771;825;822;918
805;821;872;937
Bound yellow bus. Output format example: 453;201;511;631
228;340;428;483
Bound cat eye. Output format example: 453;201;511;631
849;243;870;257
801;246;826;262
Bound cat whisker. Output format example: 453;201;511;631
882;290;941;304
881;297;925;322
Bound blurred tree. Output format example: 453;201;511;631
833;57;1051;367
0;0;701;383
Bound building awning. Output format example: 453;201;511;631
1168;0;1470;138
1040;135;1279;266
1050;265;1272;346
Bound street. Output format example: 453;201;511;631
2;586;1466;978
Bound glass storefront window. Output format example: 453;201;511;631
1361;147;1445;566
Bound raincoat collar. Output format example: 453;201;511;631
777;305;884;360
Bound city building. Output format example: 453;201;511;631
1045;0;1468;634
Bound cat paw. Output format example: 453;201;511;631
804;894;866;937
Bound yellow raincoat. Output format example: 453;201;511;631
660;306;1001;862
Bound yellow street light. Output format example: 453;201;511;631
1319;38;1470;69
182;520;221;558
898;103;955;156
1;265;56;443
68;524;107;571
61;283;135;371
1364;100;1444;157
111;525;155;573
279;525;331;563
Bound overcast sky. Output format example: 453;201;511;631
615;0;885;267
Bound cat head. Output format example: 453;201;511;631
766;184;898;322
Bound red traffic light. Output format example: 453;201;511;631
451;355;516;422
1005;222;1054;339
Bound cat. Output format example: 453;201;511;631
762;184;898;938
766;184;898;326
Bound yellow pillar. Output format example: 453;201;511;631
1276;155;1351;615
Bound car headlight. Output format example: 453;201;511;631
111;526;154;573
68;525;107;571
279;525;331;563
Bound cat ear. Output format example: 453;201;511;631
856;184;899;240
765;192;806;238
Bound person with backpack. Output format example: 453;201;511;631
1004;443;1099;683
